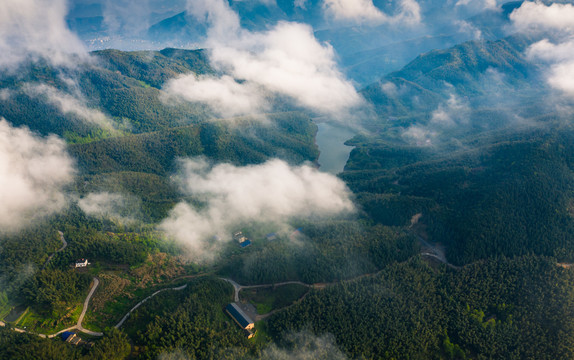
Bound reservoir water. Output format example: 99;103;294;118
315;122;355;174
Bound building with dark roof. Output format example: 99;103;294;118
225;303;255;338
61;332;82;345
61;331;75;341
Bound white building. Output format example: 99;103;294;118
75;259;88;267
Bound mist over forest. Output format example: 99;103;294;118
2;0;574;359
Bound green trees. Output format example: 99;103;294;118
268;256;574;359
0;327;79;360
0;326;132;360
218;221;418;285
123;278;255;359
22;269;91;315
88;328;131;360
343;126;574;266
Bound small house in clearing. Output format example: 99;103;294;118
233;231;248;243
225;303;255;338
61;332;82;345
75;259;88;267
233;231;251;248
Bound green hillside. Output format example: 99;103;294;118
361;35;539;119
0;49;213;137
0;49;320;223
343;121;574;265
4;11;574;359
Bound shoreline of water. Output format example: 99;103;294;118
315;122;355;175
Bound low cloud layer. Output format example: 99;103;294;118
430;94;470;128
159;158;354;260
260;331;347;360
455;0;498;12
510;1;574;35
511;1;574;99
159;331;347;360
402;93;470;145
0;119;75;232
323;0;421;25
164;75;268;118
0;0;87;69
78;192;141;224
23;83;114;130
526;39;574;97
165;0;363;121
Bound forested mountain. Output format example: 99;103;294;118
361;35;538;119
270;255;574;359
67;0;536;85
343;123;574;265
0;49;213;137
3;1;574;359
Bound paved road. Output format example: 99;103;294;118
77;278;102;335
114;284;188;329
221;278;314;304
47;277;103;338
58;231;68;250
221;278;242;302
42;231;68;270
5;280;189;338
241;281;311;290
2;228;461;340
1;277;103;338
412;232;461;270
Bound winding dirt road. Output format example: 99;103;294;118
221;278;313;304
2;226;462;340
47;277;102;338
412;232;461;270
114;284;188;329
42;231;68;270
0;277;103;338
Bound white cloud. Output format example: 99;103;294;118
510;1;574;35
164;75;267;118
102;0;154;36
526;39;574;97
209;22;363;117
166;0;363;121
159;158;355;260
78;192;140;223
402;93;469;146
259;331;348;360
323;0;421;25
295;0;307;9
544;60;574;97
401;125;435;146
381;82;399;97
185;0;241;40
455;0;498;11
0;89;12;101
430;94;470;127
23;83;115;130
0;119;75;232
0;0;87;69
455;20;482;40
159;331;347;360
510;2;574;99
527;39;574;63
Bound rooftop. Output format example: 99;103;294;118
225;303;254;329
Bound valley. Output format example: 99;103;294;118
2;0;574;359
